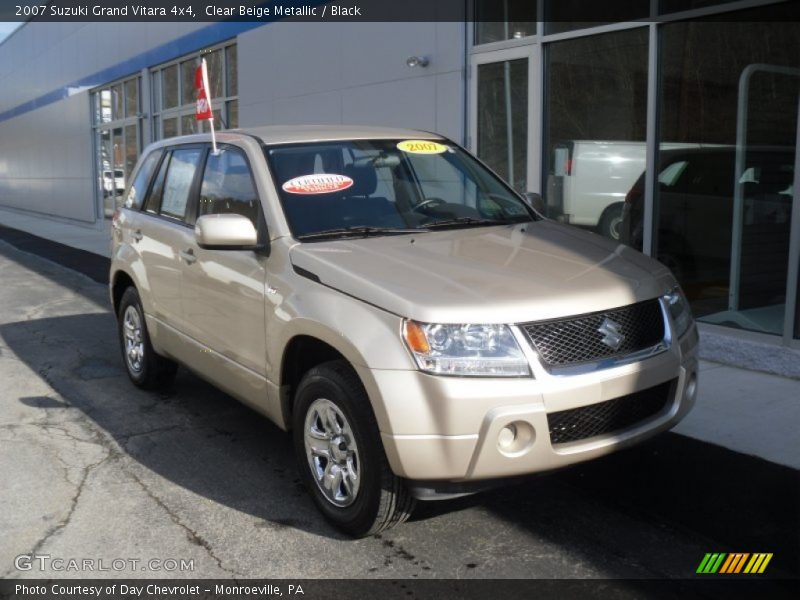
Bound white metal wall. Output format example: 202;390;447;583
238;22;465;140
0;20;466;224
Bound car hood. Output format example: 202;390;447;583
288;221;674;324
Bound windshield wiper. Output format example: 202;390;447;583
296;226;429;241
424;217;511;229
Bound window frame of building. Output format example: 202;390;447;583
150;40;238;141
468;0;800;346
91;74;142;220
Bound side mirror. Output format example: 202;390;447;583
195;214;260;250
524;192;546;215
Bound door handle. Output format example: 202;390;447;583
132;229;143;242
179;249;197;264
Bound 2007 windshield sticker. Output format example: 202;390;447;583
282;174;354;195
397;140;449;154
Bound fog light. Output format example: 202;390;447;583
496;421;535;456
685;374;698;402
498;424;517;449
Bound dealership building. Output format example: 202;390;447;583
0;0;799;354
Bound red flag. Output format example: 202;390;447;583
195;61;213;121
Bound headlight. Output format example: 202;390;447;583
663;286;693;338
402;320;530;377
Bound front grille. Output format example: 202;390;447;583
547;379;674;445
521;299;665;368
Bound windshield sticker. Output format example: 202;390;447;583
282;174;354;195
397;140;448;155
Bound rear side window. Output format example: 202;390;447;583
125;150;162;210
160;148;203;221
199;148;260;227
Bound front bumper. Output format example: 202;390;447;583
358;325;699;483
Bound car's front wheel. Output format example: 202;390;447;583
292;360;415;537
117;286;177;390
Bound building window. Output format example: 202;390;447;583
654;5;799;335
474;0;537;45
543;28;648;241
543;0;649;35
476;58;529;193
92;75;141;218
151;41;238;141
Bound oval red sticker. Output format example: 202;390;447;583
282;174;354;195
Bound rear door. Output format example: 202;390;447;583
136;145;205;333
181;144;268;376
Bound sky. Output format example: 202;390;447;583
0;22;21;44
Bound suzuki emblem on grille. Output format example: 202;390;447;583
598;318;625;350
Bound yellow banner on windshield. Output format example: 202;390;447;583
397;140;448;155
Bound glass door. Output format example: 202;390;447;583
790;98;800;344
470;45;539;196
655;18;799;337
725;65;799;335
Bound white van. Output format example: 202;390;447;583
547;141;700;239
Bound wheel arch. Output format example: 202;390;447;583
279;334;369;431
111;269;137;316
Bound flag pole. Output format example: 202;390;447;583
201;58;218;155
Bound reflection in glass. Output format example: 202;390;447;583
162;65;178;109
125;124;138;178
112;127;124;210
477;59;528;193
162;117;178;139
659;0;741;14
99;129;113;217
474;0;536;45
99;90;112;124
544;28;647;241
124;79;138;117
126;150;162;210
181;114;197;135
644;9;799;334
206;49;224;99
152;72;161;112
200;148;258;225
544;0;648;34
227;100;238;129
226;45;238;96
112;84;123;120
161;148;203;220
181;59;197;106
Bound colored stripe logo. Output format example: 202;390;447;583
697;553;773;574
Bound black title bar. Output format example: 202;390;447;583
1;0;798;22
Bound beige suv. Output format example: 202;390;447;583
110;125;698;537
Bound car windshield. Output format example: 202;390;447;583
265;139;536;240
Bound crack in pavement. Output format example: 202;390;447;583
129;472;242;578
0;448;112;579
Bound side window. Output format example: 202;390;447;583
160;147;203;221
199;147;259;227
144;152;170;214
125;150;162;210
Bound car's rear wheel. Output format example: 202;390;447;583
599;203;624;241
292;360;415;537
117;286;177;389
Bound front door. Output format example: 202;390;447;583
181;145;268;378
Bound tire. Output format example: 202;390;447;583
292;360;415;537
598;203;624;241
117;286;177;390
